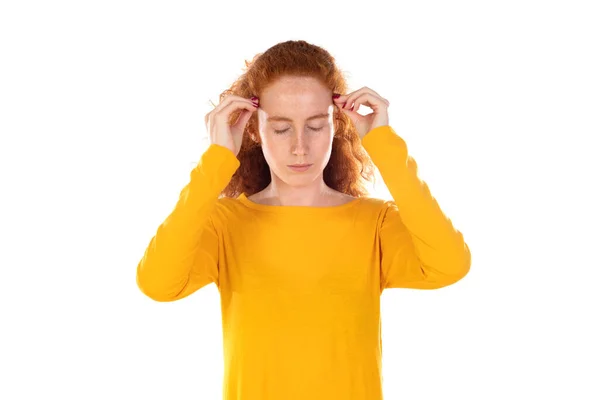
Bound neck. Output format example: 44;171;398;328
262;174;334;207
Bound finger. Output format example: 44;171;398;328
232;107;255;131
339;105;363;126
351;93;372;111
343;90;363;110
211;95;257;118
343;87;387;110
213;98;258;123
206;95;235;126
345;97;357;110
360;86;384;99
351;92;389;112
334;96;349;110
359;87;389;106
339;94;362;114
333;93;348;104
337;87;365;110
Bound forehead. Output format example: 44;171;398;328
258;76;332;121
260;76;330;104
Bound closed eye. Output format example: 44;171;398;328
274;126;324;134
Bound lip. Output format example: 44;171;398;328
287;164;313;172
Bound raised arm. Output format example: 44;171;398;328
136;144;240;301
362;125;471;290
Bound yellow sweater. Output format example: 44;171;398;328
136;125;471;400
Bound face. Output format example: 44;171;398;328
256;76;335;188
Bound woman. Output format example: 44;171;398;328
136;40;471;400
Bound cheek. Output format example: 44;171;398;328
260;138;285;166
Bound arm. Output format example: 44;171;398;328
136;144;240;301
362;125;471;290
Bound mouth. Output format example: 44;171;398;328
287;164;313;172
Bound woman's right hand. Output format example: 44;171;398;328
204;95;259;156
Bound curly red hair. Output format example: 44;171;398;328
216;40;375;198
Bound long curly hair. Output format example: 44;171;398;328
217;39;376;198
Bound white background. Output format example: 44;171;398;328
1;0;599;399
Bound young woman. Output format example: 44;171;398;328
136;39;471;400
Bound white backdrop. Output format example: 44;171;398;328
1;0;599;399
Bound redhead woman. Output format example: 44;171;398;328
136;39;471;400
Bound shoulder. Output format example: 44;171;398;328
206;195;248;227
356;196;401;226
357;196;394;214
355;194;390;207
328;189;393;213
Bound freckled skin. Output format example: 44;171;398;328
251;76;353;207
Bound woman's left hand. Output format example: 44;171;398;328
333;87;390;138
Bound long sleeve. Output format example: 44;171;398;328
136;144;240;302
361;125;471;290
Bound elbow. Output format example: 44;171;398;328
136;274;174;302
453;241;472;283
424;266;469;290
434;247;471;289
136;266;186;302
444;259;470;287
421;248;471;290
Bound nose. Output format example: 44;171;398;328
291;132;308;156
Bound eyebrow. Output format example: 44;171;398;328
266;113;329;122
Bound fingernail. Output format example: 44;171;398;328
333;93;340;99
250;96;258;101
